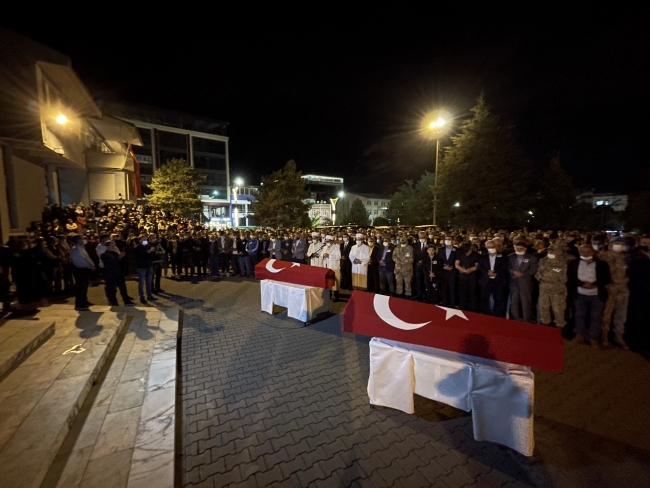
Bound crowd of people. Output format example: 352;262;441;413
1;202;648;358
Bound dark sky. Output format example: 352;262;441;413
5;9;648;194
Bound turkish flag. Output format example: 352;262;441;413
342;291;563;372
255;259;335;289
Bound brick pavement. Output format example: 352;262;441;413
74;276;650;487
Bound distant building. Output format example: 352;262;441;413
301;174;345;225
339;192;390;225
0;28;142;240
577;191;628;212
102;101;234;228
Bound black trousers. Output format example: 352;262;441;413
480;280;507;317
458;275;478;312
424;279;439;304
219;253;230;274
414;264;427;299
152;262;162;291
367;265;381;293
105;274;129;304
440;270;457;307
73;268;91;307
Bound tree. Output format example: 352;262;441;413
386;172;436;225
251;160;310;228
373;216;390;226
438;96;534;228
148;158;205;217
341;198;369;226
535;154;579;229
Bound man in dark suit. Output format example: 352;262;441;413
280;233;293;261
292;232;307;263
413;231;431;301
437;236;458;307
478;239;509;317
367;237;383;293
215;231;233;276
378;235;396;296
421;245;443;304
568;244;611;346
340;234;355;290
508;241;539;322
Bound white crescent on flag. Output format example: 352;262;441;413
265;259;283;273
373;295;431;330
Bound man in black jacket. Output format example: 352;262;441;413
478;240;509;317
568;244;611;346
412;231;431;301
421;246;443;304
378;236;396;296
100;241;134;306
367;237;382;293
340;234;355;291
437;236;458;307
134;236;157;304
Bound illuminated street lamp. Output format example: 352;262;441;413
56;114;68;125
427;115;447;226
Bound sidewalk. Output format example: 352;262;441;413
82;277;650;487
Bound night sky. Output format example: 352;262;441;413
5;9;648;194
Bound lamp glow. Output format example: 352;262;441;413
235;177;243;186
56;114;68;125
429;118;446;129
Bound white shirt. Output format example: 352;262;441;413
577;259;598;296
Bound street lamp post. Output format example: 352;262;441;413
330;197;339;225
429;117;446;226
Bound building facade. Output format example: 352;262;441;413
301;174;344;225
577;191;628;213
0;28;141;241
103;101;234;228
339;192;390;225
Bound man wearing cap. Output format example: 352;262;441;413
508;240;538;322
535;243;568;328
393;235;414;298
322;235;341;301
349;233;370;289
599;236;630;348
308;232;325;267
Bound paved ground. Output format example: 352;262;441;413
58;276;650;487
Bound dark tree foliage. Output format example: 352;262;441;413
385;172;436;225
535;155;579;229
438;96;534;227
251;160;310;228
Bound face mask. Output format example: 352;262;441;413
356;239;363;244
515;250;526;256
383;242;389;247
81;239;88;246
612;244;624;252
445;240;452;246
343;238;348;242
580;255;593;261
487;248;497;255
547;253;555;259
401;243;406;247
308;240;313;244
420;238;426;243
592;244;601;251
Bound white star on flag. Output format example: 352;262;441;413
436;306;468;321
291;263;301;268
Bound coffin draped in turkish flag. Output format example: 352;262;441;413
255;259;335;289
342;290;563;372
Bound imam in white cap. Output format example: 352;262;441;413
356;233;364;238
325;235;333;240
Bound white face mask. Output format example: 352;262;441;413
383;242;389;247
547;253;555;259
343;238;348;242
356;239;363;244
420;238;426;243
445;240;452;246
308;240;313;244
401;243;406;247
580;255;593;261
487;248;497;255
612;244;624;252
592;244;601;251
515;250;525;256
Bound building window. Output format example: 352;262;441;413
374;210;378;215
367;200;371;205
381;201;385;206
374;201;378;206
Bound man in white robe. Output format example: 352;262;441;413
307;232;325;267
322;235;341;301
349;232;370;289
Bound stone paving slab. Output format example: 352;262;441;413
77;276;650;487
30;307;180;488
0;308;127;488
0;319;54;379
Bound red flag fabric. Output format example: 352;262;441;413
342;290;563;372
255;259;335;289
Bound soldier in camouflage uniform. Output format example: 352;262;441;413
535;243;568;327
599;236;630;348
393;237;414;298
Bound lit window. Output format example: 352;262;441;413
596;200;604;206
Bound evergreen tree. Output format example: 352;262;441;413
251;160;310;228
438;96;534;227
536;154;578;229
386;172;436;225
148;158;205;217
342;198;370;226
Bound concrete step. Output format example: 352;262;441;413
42;307;180;488
0;307;128;488
0;320;55;380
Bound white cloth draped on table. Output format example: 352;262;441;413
260;279;330;322
367;337;535;456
